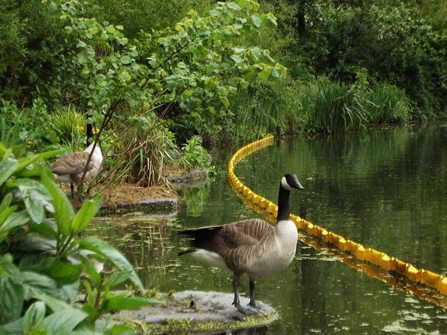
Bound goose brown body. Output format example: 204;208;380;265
178;174;304;315
49;142;103;196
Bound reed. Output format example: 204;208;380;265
231;81;293;141
300;80;368;133
299;79;411;133
51;105;87;148
364;84;411;124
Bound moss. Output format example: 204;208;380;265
111;291;278;334
118;311;278;334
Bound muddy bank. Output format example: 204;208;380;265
68;168;208;214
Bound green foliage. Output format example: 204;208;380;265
51;106;87;148
181;136;213;171
83;0;214;39
0;145;162;334
226;81;283;141
0;99;59;151
270;0;447;117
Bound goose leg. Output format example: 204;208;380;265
249;280;256;307
70;183;75;199
232;277;257;315
249;279;268;312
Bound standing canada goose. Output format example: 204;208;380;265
48;141;103;197
178;174;304;315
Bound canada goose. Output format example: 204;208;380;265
178;174;304;315
48;141;103;197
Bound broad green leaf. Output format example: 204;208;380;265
22;272;59;299
240;79;250;89
219;96;230;109
27;290;71;313
0;277;24;325
102;295;163;313
71;194;103;234
265;13;277;28
32;258;82;286
40;167;74;235
104;271;131;288
227;2;241;10
77;41;87;48
0;212;31;244
230;55;244;64
257;65;272;80
0;326;14;335
244;70;257;82
120;55;131;65
13;178;52;223
16;155;41;175
109;324;135;334
0;193;15;224
0;159;18;187
36;149;67;161
0;254;22;282
80;255;102;287
80;303;96;323
251;15;263;28
23;301;45;335
80;237;143;290
249;47;262;61
41;309;87;334
27;329;47;335
28;220;58;239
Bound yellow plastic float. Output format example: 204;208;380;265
228;135;447;300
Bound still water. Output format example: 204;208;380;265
93;123;447;334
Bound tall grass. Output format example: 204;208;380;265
364;84;411;124
299;79;412;133
51;105;87;149
102;109;178;187
229;83;281;141
228;81;306;141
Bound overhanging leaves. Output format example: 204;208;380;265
79;237;143;290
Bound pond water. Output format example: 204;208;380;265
92;123;447;334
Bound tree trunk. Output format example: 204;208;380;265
297;0;306;39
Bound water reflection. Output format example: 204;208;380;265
92;123;447;334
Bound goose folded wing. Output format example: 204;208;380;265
50;152;92;175
220;219;274;248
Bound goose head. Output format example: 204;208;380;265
281;174;304;191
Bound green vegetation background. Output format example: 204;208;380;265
0;1;447;333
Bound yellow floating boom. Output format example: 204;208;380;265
228;135;447;298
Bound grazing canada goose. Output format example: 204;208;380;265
178;174;304;315
48;141;103;197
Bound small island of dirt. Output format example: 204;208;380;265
67;165;208;213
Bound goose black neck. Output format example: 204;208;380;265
276;184;291;222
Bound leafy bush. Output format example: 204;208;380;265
0;99;59;151
0;144;161;334
181;136;213;171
